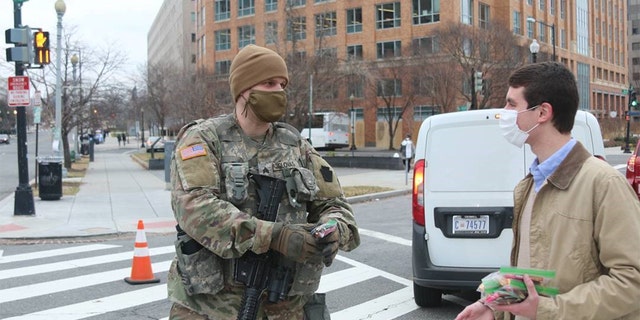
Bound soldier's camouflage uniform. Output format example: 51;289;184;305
167;113;360;320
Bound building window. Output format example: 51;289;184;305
560;0;565;19
412;0;440;25
287;17;306;41
561;29;566;49
315;0;329;3
238;0;255;17
479;3;489;29
238;25;255;48
550;0;555;15
412;37;438;55
346;8;362;33
315;12;337;37
265;0;277;12
513;11;521;35
377;79;402;97
538;24;546;43
289;0;305;7
191;33;196;42
215;0;230;21
347;44;363;60
376;2;401;29
539;0;545;11
215;60;231;75
215;29;231;51
376;106;402;120
413;105;439;120
461;0;472;25
527;0;533;5
377;40;402;59
347;75;364;98
527;16;534;38
265;21;278;44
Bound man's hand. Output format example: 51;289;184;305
270;223;322;263
492;274;539;319
455;301;494;320
317;229;339;266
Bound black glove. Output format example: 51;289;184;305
270;223;322;263
314;222;340;267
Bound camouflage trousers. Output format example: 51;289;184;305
169;288;316;320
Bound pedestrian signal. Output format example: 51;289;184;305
33;31;50;65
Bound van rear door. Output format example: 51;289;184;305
421;109;523;268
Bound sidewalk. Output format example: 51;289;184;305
0;137;412;239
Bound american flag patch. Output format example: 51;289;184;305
180;144;207;160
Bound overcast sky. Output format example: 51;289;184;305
0;0;163;81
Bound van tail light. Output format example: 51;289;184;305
628;156;636;175
412;159;425;226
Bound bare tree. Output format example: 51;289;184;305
28;29;127;168
363;58;418;150
433;21;525;109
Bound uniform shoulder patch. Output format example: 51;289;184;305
320;166;333;182
180;144;207;160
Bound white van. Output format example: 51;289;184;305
411;109;606;307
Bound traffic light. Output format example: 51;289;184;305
33;31;50;65
474;71;483;92
4;27;32;63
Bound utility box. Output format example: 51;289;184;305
38;158;62;200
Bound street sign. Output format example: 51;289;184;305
7;75;30;106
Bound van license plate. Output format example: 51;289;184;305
452;215;490;234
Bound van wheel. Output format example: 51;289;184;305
413;283;442;307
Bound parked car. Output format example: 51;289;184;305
411;109;606;308
625;140;640;199
0;134;10;144
145;136;165;152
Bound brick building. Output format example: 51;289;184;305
191;0;628;148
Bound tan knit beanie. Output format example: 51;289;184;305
229;45;289;102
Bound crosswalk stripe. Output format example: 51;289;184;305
0;260;172;304
334;255;412;286
2;284;169;320
318;262;380;292
0;244;120;264
0;245;174;280
330;286;417;320
357;228;411;247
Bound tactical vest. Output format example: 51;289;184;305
181;114;323;296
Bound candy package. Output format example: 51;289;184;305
478;267;559;305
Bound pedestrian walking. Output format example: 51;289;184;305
167;44;360;320
117;133;122;147
400;134;413;171
455;62;640;320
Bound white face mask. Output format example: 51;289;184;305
499;107;539;148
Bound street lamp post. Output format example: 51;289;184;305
54;0;66;162
527;18;556;61
71;52;80;156
529;39;540;63
349;94;356;154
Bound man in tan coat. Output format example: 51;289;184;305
456;62;640;319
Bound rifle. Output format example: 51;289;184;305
234;174;288;320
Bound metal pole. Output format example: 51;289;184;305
625;86;633;153
470;68;477;110
54;4;64;162
308;74;313;141
532;53;537;63
12;0;35;215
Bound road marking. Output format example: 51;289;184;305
0;245;173;280
331;286;416;320
2;284;169;320
357;228;411;247
318;263;381;292
613;164;626;170
0;260;172;303
0;244;119;264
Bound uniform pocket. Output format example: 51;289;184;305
222;162;249;205
175;239;224;296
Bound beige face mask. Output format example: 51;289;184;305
245;90;287;123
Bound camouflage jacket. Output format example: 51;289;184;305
167;114;360;317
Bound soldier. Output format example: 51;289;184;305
167;44;360;320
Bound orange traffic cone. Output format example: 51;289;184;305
124;220;160;285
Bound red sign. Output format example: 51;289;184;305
8;76;30;107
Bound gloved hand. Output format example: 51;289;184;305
270;223;322;263
318;232;339;267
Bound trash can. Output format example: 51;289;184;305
38;158;62;200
